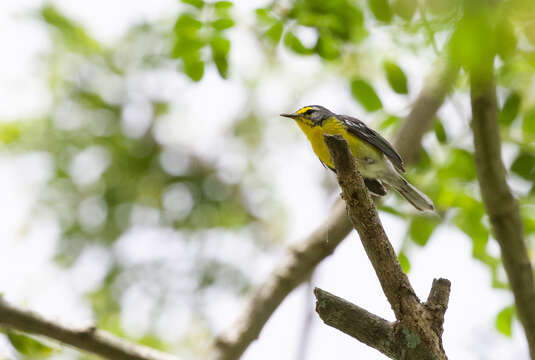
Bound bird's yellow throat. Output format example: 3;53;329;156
294;116;377;169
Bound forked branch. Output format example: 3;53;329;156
318;134;449;360
210;58;458;360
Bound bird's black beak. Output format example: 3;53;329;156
280;113;298;119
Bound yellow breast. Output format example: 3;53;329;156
296;117;381;169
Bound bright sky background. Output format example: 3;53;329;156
0;1;529;359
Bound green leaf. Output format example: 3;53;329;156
511;152;535;180
174;13;203;32
383;61;408;94
369;0;392;22
450;14;494;75
522;108;535;136
438;148;476;182
283;31;314;55
265;22;283;43
408;217;438;246
255;8;276;24
7;332;53;357
210;36;231;55
214;1;233;9
496;19;517;60
379;115;400;131
451;148;476;181
398;251;411;273
350;79;382;112
496;305;514;337
415;148;431;171
0;123;21;144
392;0;417;20
499;92;521;126
183;58;205;81
172;14;204;59
41;5;100;53
434;118;447;144
211;36;231;78
181;0;204;8
451;197;493;266
525;20;535;46
212;18;235;30
316;33;340;60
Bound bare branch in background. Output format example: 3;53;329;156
394;58;459;164
321;134;448;359
0;298;179;360
470;66;535;359
209;58;458;360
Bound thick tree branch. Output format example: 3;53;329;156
470;69;535;359
323;135;418;320
314;288;398;359
209;59;458;360
322;134;448;360
0;298;179;360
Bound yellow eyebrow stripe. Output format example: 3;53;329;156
296;106;311;115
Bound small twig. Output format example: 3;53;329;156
425;278;451;338
0;298;179;360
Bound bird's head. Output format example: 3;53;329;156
280;105;334;127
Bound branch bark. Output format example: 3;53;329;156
321;134;448;359
323;135;417;320
314;282;450;359
314;288;397;358
470;65;535;359
209;58;458;360
0;298;179;360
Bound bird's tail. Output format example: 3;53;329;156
385;173;434;212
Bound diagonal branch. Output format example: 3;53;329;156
314;288;398;359
323;135;419;319
321;134;449;360
0;298;179;360
470;66;535;359
209;58;458;360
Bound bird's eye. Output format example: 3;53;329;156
303;109;314;116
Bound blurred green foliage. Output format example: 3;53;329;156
496;305;515;337
351;79;383;112
171;0;234;80
1;3;275;355
2;0;535;356
383;61;408;95
6;331;53;359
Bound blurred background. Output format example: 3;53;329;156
0;0;534;359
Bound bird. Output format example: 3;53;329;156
280;105;434;211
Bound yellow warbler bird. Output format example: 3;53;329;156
281;105;434;211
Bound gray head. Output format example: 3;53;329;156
280;105;334;126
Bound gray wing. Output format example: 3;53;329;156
338;115;405;173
